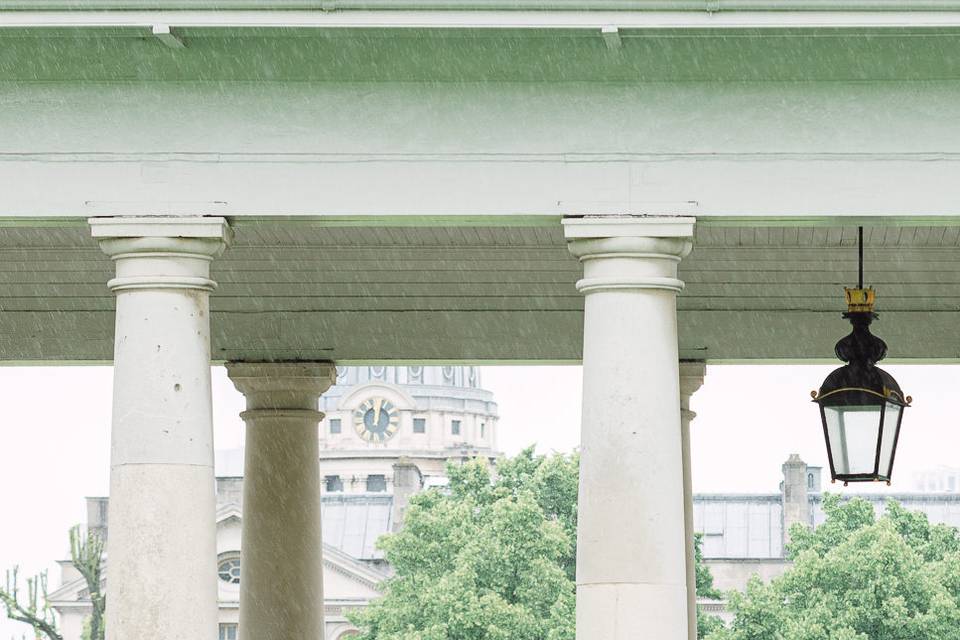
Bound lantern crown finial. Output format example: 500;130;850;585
845;287;875;313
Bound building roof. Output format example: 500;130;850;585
694;490;960;560
322;495;394;560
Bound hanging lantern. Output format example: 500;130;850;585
811;228;911;486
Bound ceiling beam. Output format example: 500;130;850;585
7;0;960;10
6;8;960;29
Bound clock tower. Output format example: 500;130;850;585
317;365;500;495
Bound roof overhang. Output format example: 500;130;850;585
8;5;960;29
8;0;960;13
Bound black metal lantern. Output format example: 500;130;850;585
811;228;911;486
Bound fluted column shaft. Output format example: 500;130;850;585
227;362;336;640
564;216;695;640
91;216;231;640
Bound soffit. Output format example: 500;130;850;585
3;25;960;82
1;221;958;363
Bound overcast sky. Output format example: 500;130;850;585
0;363;956;637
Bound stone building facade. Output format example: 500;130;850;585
47;365;499;640
695;455;960;622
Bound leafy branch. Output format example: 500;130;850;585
1;525;106;640
69;526;104;640
0;567;63;640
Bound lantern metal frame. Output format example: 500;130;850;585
811;227;911;486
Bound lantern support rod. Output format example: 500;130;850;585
858;226;864;290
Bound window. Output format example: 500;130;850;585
451;420;461;436
413;418;426;434
480;423;486;439
329;418;341;435
219;624;238;640
217;557;241;585
366;474;387;492
325;475;343;492
807;473;814;489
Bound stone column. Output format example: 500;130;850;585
564;216;695;640
680;362;706;640
226;362;336;640
90;216;231;640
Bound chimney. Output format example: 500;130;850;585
216;477;244;509
781;454;810;545
86;496;110;542
391;458;423;532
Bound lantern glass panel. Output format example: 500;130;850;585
878;402;903;478
823;404;884;476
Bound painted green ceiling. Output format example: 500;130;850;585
2;27;960;82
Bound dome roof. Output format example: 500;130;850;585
320;366;497;419
329;366;483;392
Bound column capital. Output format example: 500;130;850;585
679;362;706;399
563;216;695;294
226;362;336;413
90;216;232;292
679;361;706;421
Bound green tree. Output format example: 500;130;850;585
695;533;724;639
350;447;720;640
1;526;105;640
0;566;61;640
707;494;960;640
69;527;105;640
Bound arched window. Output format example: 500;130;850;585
217;554;241;585
807;473;814;489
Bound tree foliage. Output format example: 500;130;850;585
350;447;720;640
707;494;960;640
695;533;724;639
1;526;105;640
0;566;61;640
69;527;105;640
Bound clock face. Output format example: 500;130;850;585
353;397;400;443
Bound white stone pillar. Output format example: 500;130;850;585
564;216;695;640
226;362;336;640
680;362;706;640
90;216;231;640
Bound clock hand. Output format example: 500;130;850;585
373;398;383;425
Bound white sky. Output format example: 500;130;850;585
0;363;955;637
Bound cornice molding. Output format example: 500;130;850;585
7;6;960;29
7;1;960;12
